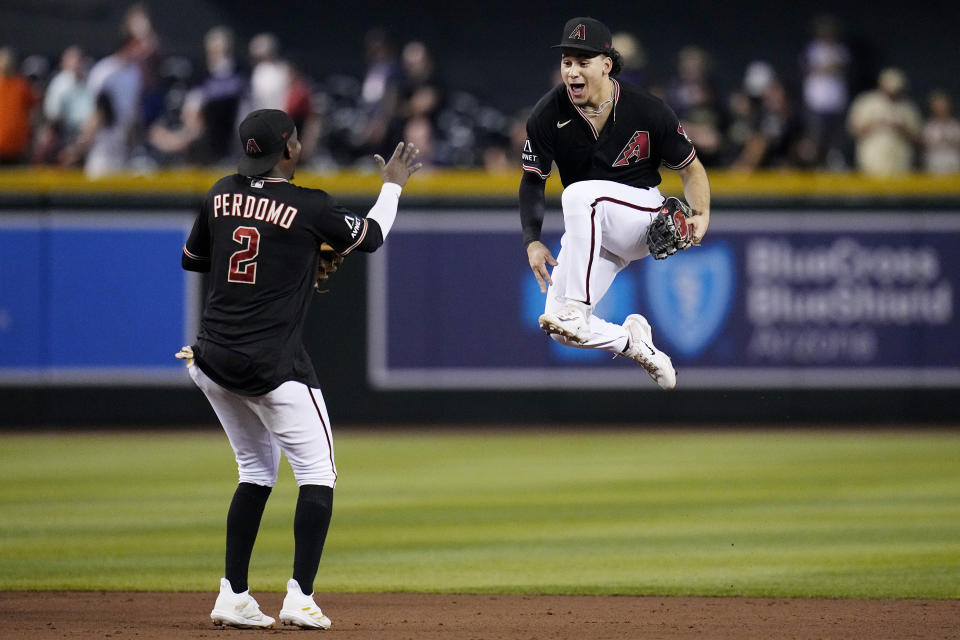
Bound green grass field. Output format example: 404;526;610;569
0;428;958;598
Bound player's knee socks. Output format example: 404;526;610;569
224;482;272;593
292;484;334;595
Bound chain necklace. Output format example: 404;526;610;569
581;96;613;117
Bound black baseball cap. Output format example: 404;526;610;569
237;109;295;176
552;17;613;56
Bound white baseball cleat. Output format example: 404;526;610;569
622;314;677;390
538;299;592;344
210;577;275;628
279;578;332;629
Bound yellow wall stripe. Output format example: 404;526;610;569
0;168;958;198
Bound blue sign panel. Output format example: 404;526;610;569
0;213;197;385
369;211;960;389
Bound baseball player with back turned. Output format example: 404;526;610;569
520;17;711;389
178;108;421;629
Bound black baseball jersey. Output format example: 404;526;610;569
182;174;382;396
522;78;696;187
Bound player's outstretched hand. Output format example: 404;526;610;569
374;142;422;187
526;240;558;294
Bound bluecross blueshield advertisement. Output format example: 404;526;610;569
368;210;960;389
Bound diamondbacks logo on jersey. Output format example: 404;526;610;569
612;130;651;167
246;138;261;154
569;23;586;40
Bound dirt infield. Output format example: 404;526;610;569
1;592;957;639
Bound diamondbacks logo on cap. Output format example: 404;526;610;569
246;138;262;154
569;23;586;40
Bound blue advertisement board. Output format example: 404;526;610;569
368;210;960;389
0;212;198;385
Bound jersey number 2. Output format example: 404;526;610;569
228;226;260;284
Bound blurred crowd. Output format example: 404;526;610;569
0;6;958;178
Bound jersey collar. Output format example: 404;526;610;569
570;78;620;140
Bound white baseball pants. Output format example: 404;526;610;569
545;179;664;352
189;363;337;488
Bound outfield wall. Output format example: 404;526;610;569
1;170;959;426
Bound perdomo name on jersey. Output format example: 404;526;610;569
213;193;298;230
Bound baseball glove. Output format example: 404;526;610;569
646;197;695;260
314;242;344;293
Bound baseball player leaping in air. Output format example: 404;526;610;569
179;109;420;629
520;17;711;389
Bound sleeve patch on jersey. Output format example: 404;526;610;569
344;214;363;239
342;218;369;255
521;140;540;164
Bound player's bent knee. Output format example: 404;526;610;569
560;182;596;215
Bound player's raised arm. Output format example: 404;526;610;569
374;141;422;187
349;142;422;251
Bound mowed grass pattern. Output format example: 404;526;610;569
0;429;957;597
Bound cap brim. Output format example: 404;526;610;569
238;150;283;177
552;44;608;54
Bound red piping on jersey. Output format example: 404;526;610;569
584;195;662;302
591;195;661;214
571;78;620;141
307;387;338;486
585;208;597;304
663;147;697;170
342;218;369;255
522;164;550;179
258;177;289;182
577;108;598;139
182;245;207;260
